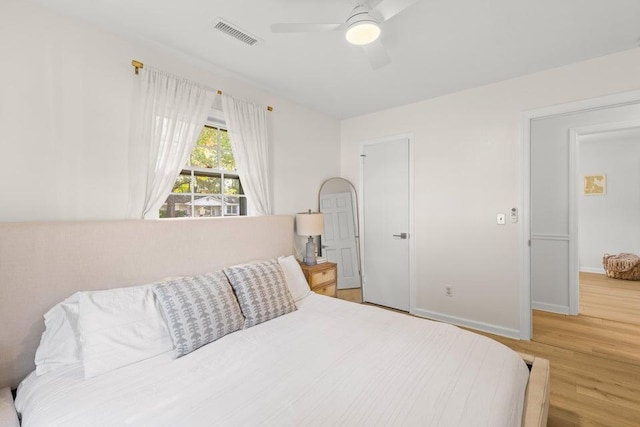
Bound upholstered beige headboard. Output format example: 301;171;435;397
0;216;294;389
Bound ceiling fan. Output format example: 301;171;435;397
271;0;420;70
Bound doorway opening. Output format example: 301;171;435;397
576;126;640;326
520;89;640;339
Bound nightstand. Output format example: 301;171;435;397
299;262;337;298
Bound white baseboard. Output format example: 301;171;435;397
532;301;570;314
411;308;521;340
579;266;605;274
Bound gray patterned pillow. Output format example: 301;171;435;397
224;260;297;328
152;271;244;358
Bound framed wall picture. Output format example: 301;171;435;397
583;174;606;195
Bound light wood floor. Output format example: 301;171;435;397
481;311;640;426
580;272;640;326
336;288;363;303
337;276;640;426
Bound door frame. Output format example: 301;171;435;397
359;133;415;313
520;90;640;340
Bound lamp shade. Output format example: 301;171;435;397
296;212;324;236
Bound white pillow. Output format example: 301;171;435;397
79;286;174;378
34;293;81;376
278;255;311;301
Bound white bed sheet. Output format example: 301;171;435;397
16;294;529;427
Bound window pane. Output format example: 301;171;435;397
192;195;222;217
224;196;240;216
219;128;230;148
171;174;192;193
197;126;216;147
191;147;215;168
221;148;235;170
160;194;192;218
219;130;235;170
195;175;221;193
224;177;241;195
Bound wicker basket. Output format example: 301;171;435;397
602;253;640;281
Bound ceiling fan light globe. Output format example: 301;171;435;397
345;21;380;45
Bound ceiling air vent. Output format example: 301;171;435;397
213;18;261;46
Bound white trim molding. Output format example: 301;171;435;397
532;302;571;315
519;112;532;339
531;233;570;241
580;266;606;274
413;308;522;340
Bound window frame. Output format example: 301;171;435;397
160;118;247;219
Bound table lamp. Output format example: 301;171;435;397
296;210;324;265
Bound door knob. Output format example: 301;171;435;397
392;233;408;239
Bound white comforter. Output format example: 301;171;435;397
16;294;529;427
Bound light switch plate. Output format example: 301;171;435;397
497;213;506;225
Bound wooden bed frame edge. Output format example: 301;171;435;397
519;352;550;427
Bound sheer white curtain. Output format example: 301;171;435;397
128;67;214;219
221;94;272;216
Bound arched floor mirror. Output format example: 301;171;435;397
318;177;362;291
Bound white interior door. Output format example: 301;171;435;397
362;138;410;311
320;191;360;289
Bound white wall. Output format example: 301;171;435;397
340;48;640;336
0;0;340;222
579;128;640;272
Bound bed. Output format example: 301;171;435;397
0;216;549;426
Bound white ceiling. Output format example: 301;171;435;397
31;0;640;119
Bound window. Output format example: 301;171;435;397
160;123;247;218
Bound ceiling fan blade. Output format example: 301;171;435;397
271;23;344;33
371;0;420;22
363;39;391;70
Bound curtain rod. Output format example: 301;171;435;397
131;60;273;112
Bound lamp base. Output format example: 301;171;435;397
303;236;317;266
